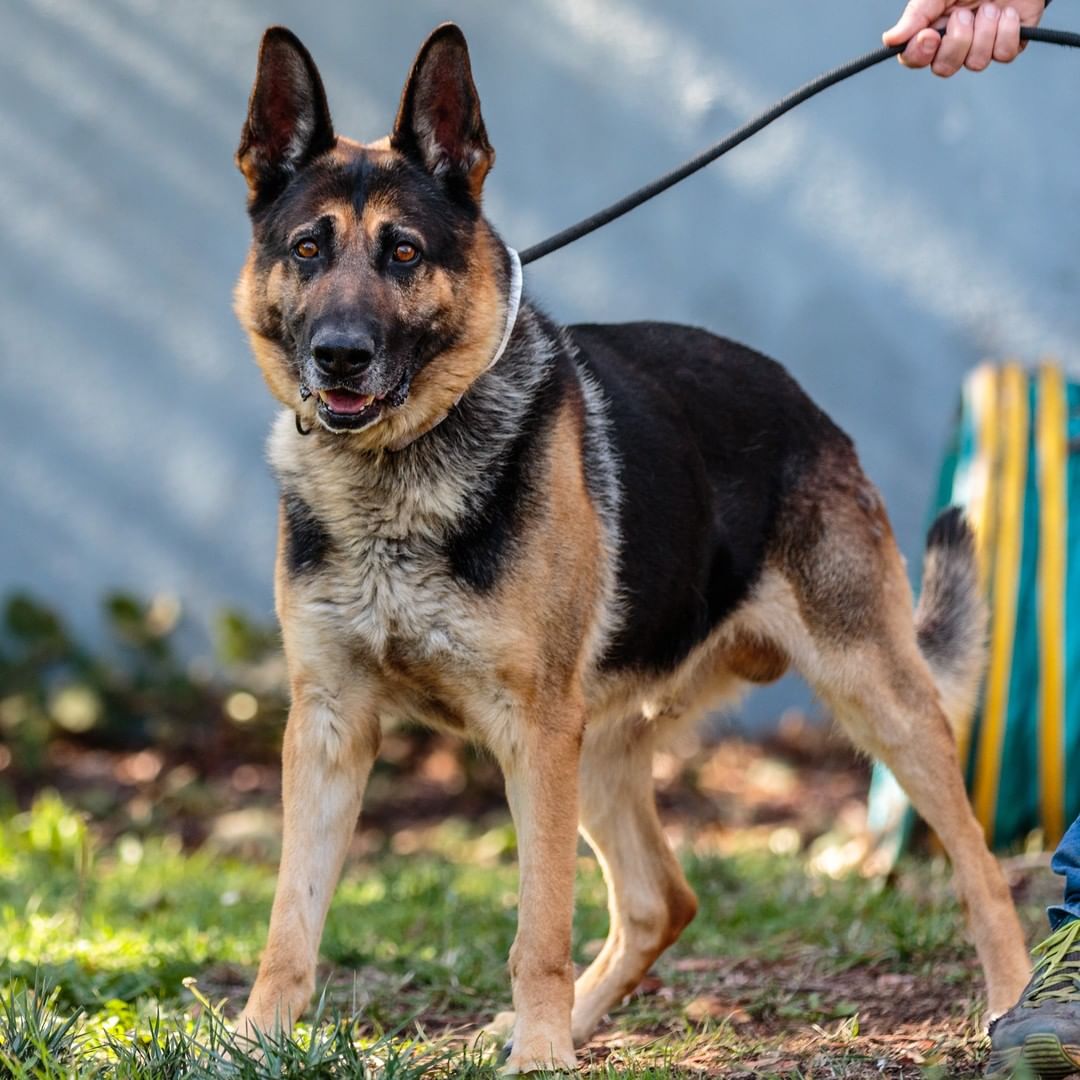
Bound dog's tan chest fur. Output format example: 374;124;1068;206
269;411;532;746
284;534;520;745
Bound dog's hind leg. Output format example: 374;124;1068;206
237;680;379;1042
482;718;697;1050
821;647;1029;1016
569;720;698;1046
774;500;1030;1018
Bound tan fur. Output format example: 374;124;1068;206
473;404;610;1067
723;632;789;684
358;192;406;246
243;413;1030;1070
485;475;1027;1051
916;540;988;727
486;406;606;702
242;395;613;1071
234;256;297;410
239;518;382;1042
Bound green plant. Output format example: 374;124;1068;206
0;979;84;1074
0;591;287;781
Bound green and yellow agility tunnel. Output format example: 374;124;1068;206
869;363;1078;855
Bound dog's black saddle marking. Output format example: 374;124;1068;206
571;321;845;675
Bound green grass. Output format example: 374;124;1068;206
0;791;1047;1077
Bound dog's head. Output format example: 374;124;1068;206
235;24;514;449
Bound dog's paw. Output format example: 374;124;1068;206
479;1010;516;1045
468;1017;512;1063
475;1010;576;1072
233;1012;260;1046
226;1013;276;1065
500;1036;577;1075
233;1008;296;1060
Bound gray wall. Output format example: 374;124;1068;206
3;0;1079;720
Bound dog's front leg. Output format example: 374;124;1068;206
237;684;379;1042
499;697;584;1074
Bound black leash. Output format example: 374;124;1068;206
296;27;1080;438
518;26;1080;267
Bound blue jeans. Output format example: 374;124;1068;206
1049;815;1080;929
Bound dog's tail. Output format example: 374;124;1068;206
914;507;988;735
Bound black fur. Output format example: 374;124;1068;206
444;357;571;592
917;507;980;671
570;322;848;674
283;493;331;575
253;157;473;273
926;505;971;552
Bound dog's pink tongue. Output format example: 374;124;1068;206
322;389;372;414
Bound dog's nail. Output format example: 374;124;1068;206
299;385;312;401
498;1040;513;1065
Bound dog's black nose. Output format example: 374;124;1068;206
310;327;375;381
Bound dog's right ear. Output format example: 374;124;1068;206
236;27;334;205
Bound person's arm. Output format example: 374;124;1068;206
883;1;1047;77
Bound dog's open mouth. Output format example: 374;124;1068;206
315;387;384;430
319;388;378;414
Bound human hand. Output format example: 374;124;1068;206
883;1;1047;76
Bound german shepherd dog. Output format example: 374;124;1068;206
232;22;1030;1072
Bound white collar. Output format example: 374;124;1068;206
475;246;523;382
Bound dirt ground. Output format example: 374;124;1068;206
10;713;1064;1077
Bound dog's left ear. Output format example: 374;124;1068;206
391;24;494;202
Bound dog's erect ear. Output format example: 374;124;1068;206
237;27;334;204
391;24;494;201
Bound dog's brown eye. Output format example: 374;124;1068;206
294;239;319;259
392;242;419;264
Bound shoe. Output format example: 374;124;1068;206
987;918;1080;1079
